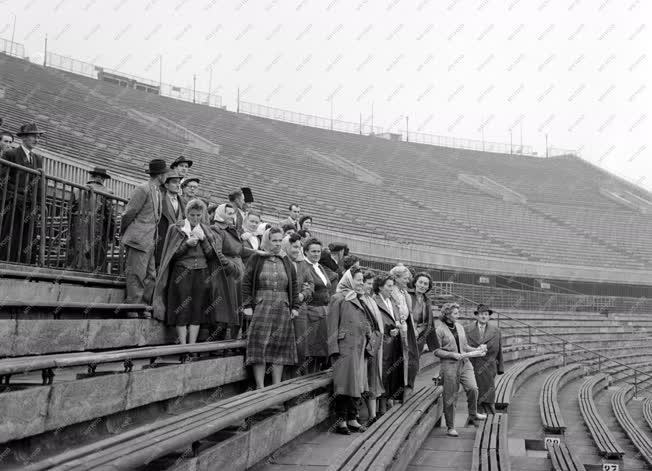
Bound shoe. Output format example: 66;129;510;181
366;416;378;427
347;421;367;433
447;428;459;437
335;424;351;435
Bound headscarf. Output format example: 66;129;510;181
213;204;232;225
260;228;281;255
255;222;268;236
336;269;357;301
280;235;305;262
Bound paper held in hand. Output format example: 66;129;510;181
462;349;486;358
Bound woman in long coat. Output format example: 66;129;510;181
464;304;504;414
153;199;226;344
408;272;435;350
360;271;384;424
296;238;332;372
243;228;300;388
328;268;378;435
209;203;253;339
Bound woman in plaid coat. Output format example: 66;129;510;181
243;227;300;389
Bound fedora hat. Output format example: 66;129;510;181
16;122;46;137
89;167;111;179
241;187;254;203
163;169;182;183
181;177;200;187
170;155;193;169
474;304;493;316
146;159;167;175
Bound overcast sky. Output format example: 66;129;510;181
2;0;650;189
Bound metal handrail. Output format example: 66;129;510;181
447;291;652;388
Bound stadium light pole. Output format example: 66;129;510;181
193;74;196;103
545;133;549;158
158;54;162;87
510;129;513;154
43;34;47;67
405;116;409;142
10;13;16;56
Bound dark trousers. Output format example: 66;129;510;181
335;395;361;421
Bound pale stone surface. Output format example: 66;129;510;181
247;412;290;467
185;358;229;393
197;432;250;471
46;373;129;430
284;393;329;444
126;364;187;410
86;319;140;350
0;386;49;443
222;355;248;383
14;320;88;355
137;319;170;346
0;320;16;356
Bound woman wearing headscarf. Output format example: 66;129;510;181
209;203;254;340
243;227;300;389
329;268;378;435
409;272;435;350
153;199;223;345
360;271;384;424
389;264;420;400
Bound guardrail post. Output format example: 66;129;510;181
562;342;567;366
634;370;638;397
528;325;532;345
39;168;47;266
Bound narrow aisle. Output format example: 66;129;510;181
506;368;551;471
595;387;650;471
558;376;604;467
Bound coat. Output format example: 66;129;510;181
152;221;235;322
464;321;504;404
155;191;185;266
298;260;332;306
241;253;300;310
361;294;385;397
207;222;249;324
68;181;116;270
1;146;44;170
429;318;473;360
121;181;161;253
327;292;375;397
373;293;419;393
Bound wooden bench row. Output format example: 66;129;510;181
540;364;586;434
547;441;587;471
0;300;150;318
611;384;652;467
0;339;246;384
495;353;558;410
327;385;443;471
25;371;332;471
577;374;625;459
471;413;510;471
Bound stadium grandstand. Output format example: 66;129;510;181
1;40;652;471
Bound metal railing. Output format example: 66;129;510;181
431;281;652;314
447;291;652;397
0;39;25;58
45;51;222;108
239;101;384;135
1;159;127;276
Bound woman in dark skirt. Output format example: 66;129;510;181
243;227;300;389
152;199;212;345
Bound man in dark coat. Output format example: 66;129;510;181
68;167;116;272
464;304;504;415
0;122;45;264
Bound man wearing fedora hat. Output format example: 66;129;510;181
170;156;193;179
0;122;46;263
68;167;116;272
464;304;504;415
121;159;168;313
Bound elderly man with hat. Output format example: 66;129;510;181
464;304;504;415
68;167;116;272
0;122;46;263
121;159;168;314
180;176;200;208
155;169;185;267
